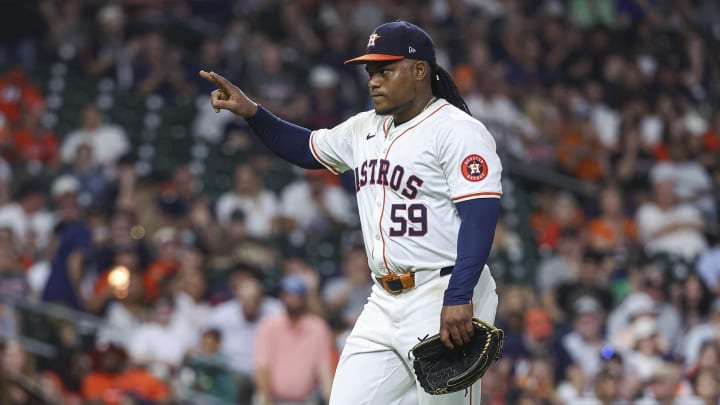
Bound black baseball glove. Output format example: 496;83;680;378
409;318;504;395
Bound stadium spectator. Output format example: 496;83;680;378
59;103;130;167
182;328;237;403
205;271;282;403
0;1;718;403
127;295;194;373
62;142;110;209
322;247;373;347
696;235;720;295
1;340;50;405
0;180;54;255
41;211;92;311
254;274;334;405
279;170;355;244
0;234;30;299
81;343;169;404
0;68;44;127
173;254;211;332
530;190;584;251
10;100;58;170
649;136;716;228
143;227;181;304
95;265;146;348
636;177;707;260
214;163;279;239
557;294;609;380
683;299;720;370
306;65;352;130
585;184;637;253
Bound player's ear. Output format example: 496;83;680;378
414;61;429;82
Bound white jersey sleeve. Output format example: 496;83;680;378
309;111;372;174
435;116;502;203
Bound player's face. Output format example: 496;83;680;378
365;60;418;116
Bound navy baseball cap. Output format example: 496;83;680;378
345;21;436;65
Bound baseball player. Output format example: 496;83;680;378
201;21;501;405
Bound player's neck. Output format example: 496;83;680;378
392;94;436;126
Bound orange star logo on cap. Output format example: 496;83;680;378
367;33;381;47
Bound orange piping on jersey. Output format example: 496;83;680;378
382;117;392;137
452;192;503;202
378;103;451;274
309;132;341;175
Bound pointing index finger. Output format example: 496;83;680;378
199;70;232;92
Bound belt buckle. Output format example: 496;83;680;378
380;272;415;294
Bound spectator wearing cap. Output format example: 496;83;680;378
554;249;614;321
215;163;279;239
254;274;334;405
622;316;668;383
204;271;282;403
608;264;683;348
557;294;609;381
50;175;81;223
41;188;93;310
59;103;130;168
306;65;352;130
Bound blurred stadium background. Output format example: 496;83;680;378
0;0;719;404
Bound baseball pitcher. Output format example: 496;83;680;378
201;20;503;405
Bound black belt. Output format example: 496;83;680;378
440;266;454;276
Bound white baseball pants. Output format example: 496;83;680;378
329;268;498;405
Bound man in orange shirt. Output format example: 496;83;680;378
254;274;334;405
81;343;169;404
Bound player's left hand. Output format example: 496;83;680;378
440;303;474;349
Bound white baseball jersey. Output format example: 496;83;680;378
309;98;502;277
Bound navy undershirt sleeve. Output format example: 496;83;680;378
245;105;323;169
443;198;500;306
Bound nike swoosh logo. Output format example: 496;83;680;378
366;133;376;140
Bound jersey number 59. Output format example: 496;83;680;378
389;203;427;237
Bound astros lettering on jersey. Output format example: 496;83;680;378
309;98;503;278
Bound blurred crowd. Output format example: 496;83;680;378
0;0;719;404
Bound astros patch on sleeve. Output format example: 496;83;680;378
437;119;502;203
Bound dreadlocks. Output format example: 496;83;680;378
430;63;471;115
